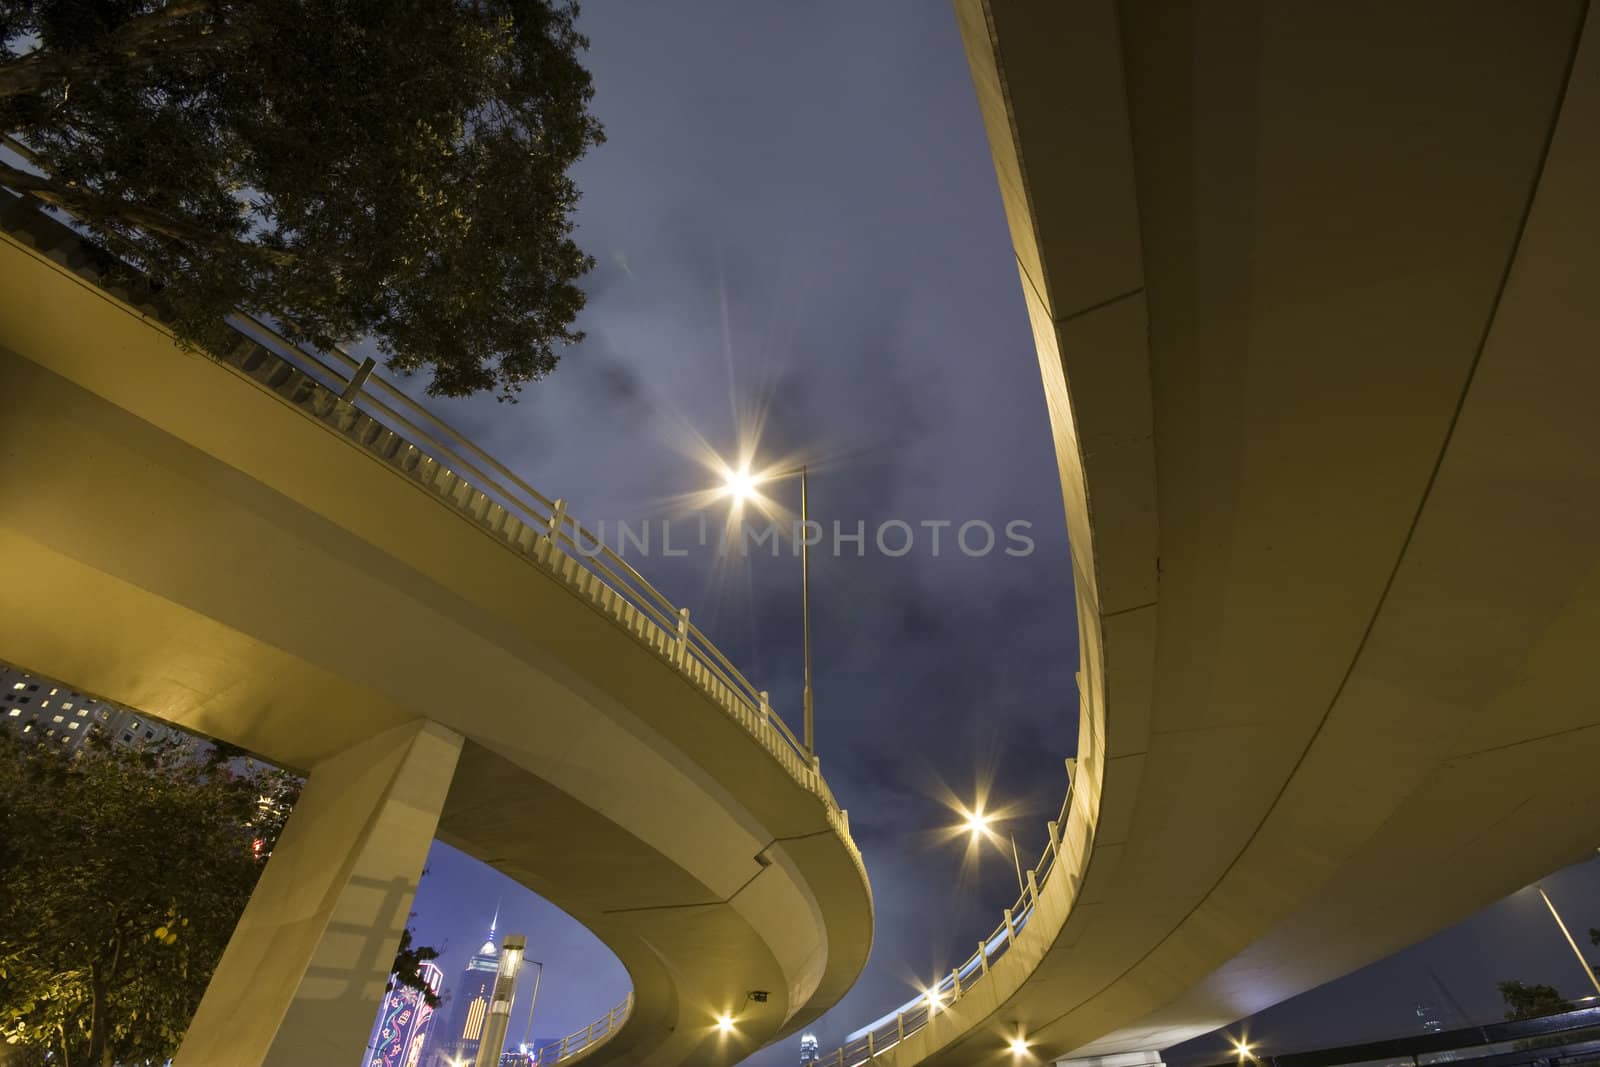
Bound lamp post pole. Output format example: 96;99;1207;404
800;464;814;758
520;959;545;1062
1537;885;1600;996
474;935;526;1067
718;458;817;758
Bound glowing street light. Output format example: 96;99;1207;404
714;458;817;757
722;464;759;502
716;1013;737;1035
1008;1034;1030;1056
958;802;1027;896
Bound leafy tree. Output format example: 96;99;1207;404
0;0;603;400
390;925;442;1008
1497;980;1572;1021
0;730;304;1064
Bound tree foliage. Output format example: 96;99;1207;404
1497;980;1572;1022
389;925;441;1009
0;0;604;399
0;730;298;1064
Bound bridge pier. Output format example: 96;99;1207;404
175;718;463;1067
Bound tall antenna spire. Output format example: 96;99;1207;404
489;898;501;943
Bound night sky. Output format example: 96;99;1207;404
370;5;1599;1066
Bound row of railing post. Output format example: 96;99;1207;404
817;765;1082;1066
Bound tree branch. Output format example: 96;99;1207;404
0;0;216;101
0;160;295;266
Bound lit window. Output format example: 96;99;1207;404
67;721;79;730
10;682;22;690
62;702;73;711
21;724;30;733
40;700;48;708
51;714;63;724
6;709;18;717
49;688;57;695
75;709;86;717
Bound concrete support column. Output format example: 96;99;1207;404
175;718;464;1067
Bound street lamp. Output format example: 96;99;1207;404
1536;884;1600;996
960;803;1027;896
718;461;816;757
519;958;545;1060
475;935;526;1067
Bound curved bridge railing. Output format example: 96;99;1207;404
818;775;1077;1067
218;313;864;874
527;994;634;1065
217;313;857;838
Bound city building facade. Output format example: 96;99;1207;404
365;960;445;1067
1;659;187;752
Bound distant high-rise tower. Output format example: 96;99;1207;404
434;911;502;1067
800;1032;820;1064
364;959;444;1067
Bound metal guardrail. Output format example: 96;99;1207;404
527;993;633;1065
819;773;1077;1067
210;313;861;838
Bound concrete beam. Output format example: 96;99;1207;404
1056;1052;1164;1067
174;719;463;1067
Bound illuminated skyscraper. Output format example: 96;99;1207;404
433;913;502;1067
365;960;444;1067
800;1032;820;1064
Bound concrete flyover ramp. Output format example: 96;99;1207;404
0;194;871;1066
806;2;1600;1065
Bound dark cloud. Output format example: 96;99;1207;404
403;4;1081;1064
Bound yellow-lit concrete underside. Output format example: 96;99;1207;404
0;228;870;1065
863;2;1600;1064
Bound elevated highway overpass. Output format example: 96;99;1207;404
0;193;872;1066
799;2;1600;1065
6;4;1600;1066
